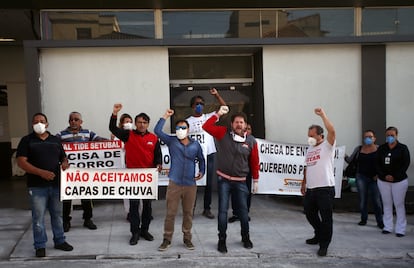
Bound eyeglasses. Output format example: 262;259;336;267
69;118;81;122
176;125;188;130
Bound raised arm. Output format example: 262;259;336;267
109;103;129;142
210;88;226;108
154;109;175;144
315;107;335;146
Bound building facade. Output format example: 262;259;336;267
0;1;413;185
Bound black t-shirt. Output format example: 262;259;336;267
16;132;66;187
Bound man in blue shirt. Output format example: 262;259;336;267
154;108;205;251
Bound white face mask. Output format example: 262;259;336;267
176;129;188;140
123;122;134;130
231;132;246;143
33;122;47;135
307;137;317;146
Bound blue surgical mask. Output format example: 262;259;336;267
364;137;373;145
195;103;203;114
386;135;395;144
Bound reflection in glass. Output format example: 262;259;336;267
41;11;154;40
283;9;354;37
163;9;353;39
362;8;414;36
163;11;234;39
40;8;414;40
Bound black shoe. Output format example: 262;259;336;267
129;233;139;245
83;219;97;230
306;237;319;245
377;222;384;229
228;215;239;223
382;230;391;234
35;248;46;257
140;230;154;241
202;209;215;219
317;247;327;257
242;234;253;249
63;221;71;232
358;221;367;226
54;242;74;251
217;239;227;253
396;233;405;237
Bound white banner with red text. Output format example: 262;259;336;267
62;140;125;169
61;168;158;200
256;139;345;198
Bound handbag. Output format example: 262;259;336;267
344;146;361;178
344;159;358;178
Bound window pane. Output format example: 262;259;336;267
163;11;234;39
41;11;154;40
284;9;354;37
362;8;414;36
169;56;253;80
230;11;261;38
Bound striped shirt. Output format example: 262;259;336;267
56;128;106;142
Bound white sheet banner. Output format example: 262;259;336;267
256;139;345;198
63;140;125;169
61;168;158;200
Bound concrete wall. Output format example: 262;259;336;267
263;44;361;153
39;47;171;137
386;43;414;183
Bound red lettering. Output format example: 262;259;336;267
147;173;152;182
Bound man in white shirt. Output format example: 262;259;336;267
186;88;226;219
300;107;336;257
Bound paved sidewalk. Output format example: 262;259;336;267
0;192;413;267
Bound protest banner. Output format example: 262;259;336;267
62;139;345;198
256;139;345;198
61;168;158;200
62;140;125;169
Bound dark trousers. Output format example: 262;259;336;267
304;186;335;249
63;199;93;222
203;153;215;210
130;199;152;234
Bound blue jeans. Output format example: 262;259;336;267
356;173;383;224
29;186;66;249
217;176;249;238
231;172;252;215
304;186;335;249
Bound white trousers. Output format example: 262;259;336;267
377;179;408;234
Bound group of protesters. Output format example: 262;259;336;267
16;88;410;258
